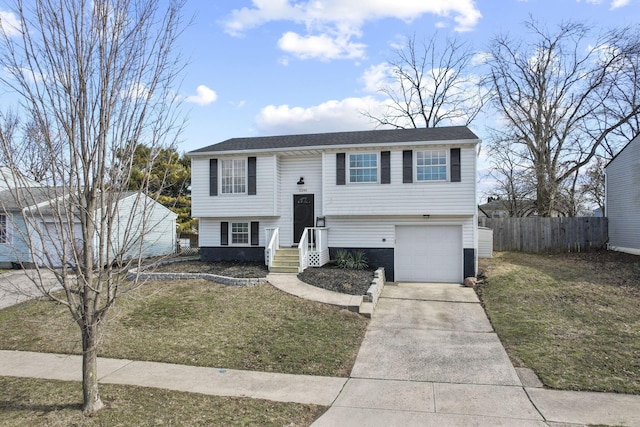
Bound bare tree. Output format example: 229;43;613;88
485;18;640;216
0;0;186;415
364;33;487;129
485;135;537;217
580;156;607;216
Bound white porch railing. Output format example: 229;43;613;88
297;227;329;272
265;227;279;268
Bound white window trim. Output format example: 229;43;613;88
414;149;449;182
348;152;379;184
0;214;9;245
220;158;247;195
230;222;249;245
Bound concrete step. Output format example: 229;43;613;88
269;266;299;273
272;261;299;268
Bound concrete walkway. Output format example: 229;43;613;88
267;272;363;311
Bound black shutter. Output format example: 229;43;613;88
220;222;228;246
336;153;346;185
402;150;413;183
381;151;390;184
209;159;218;196
450;148;461;182
248;157;257;195
251;222;259;246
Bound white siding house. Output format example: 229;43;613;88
0;186;177;268
605;135;640;255
189;126;480;282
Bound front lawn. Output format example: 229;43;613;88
0;377;324;426
0;279;368;377
478;251;640;394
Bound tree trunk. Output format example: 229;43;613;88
81;317;104;415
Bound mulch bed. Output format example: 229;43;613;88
153;260;268;278
298;265;375;296
152;259;375;296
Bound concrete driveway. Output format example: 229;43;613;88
0;269;60;310
312;282;545;426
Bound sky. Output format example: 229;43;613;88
174;0;640;156
0;0;638;188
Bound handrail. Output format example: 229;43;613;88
265;227;279;268
298;227;329;271
297;228;309;272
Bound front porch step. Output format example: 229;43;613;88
270;248;300;273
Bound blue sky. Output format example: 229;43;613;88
176;0;640;154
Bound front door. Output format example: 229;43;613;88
293;194;314;244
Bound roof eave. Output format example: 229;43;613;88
187;138;480;157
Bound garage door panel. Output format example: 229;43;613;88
395;225;462;283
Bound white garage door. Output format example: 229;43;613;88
395;225;463;283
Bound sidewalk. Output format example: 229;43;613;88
0;350;345;406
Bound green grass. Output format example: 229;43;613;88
0;376;324;426
478;251;640;394
0;280;368;377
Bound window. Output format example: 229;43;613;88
221;159;246;194
0;215;6;244
231;222;249;244
416;150;447;181
349;153;378;183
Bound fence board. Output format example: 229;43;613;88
481;217;608;253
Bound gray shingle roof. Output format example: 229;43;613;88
188;126;479;154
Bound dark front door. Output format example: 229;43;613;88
293;194;314;244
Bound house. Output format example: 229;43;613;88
189;126;479;282
605;134;640;255
0;180;177;268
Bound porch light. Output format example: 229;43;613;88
297;177;305;185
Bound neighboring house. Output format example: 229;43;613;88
605;134;640;255
0;185;177;268
189;126;479;282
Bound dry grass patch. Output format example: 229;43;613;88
0;280;368;377
478;251;640;394
0;376;324;426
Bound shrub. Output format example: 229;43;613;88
335;250;369;270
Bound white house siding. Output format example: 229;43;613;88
191;155;277;218
606;136;640;254
111;194;177;259
322;145;477;216
325;216;476;249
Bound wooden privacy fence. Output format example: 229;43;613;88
479;217;608;253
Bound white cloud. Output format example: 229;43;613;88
361;63;392;93
278;31;366;60
255;96;389;135
575;0;631;7
224;0;482;61
0;10;21;37
184;85;217;106
610;0;630;8
123;82;150;100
